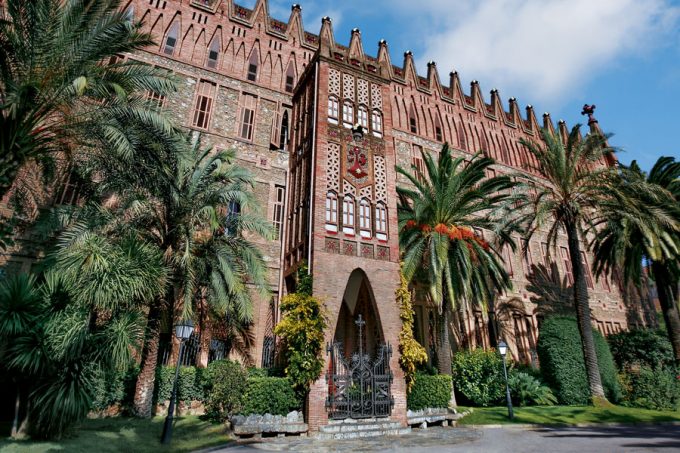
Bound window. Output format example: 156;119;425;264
580;251;594;289
358;105;368;129
247;50;259;82
206;36;220;69
541;242;550;268
560;246;573;285
342;100;354;128
191;80;216;129
342;195;355;235
409;104;418;133
375;202;387;241
457;123;467;151
163;21;179;56
523;240;534;278
225;201;241;236
279;111;289;151
147;90;166;110
272;185;285;239
285;63;295;93
359;199;372;239
411;145;425;182
325;192;338;232
435;116;443;142
56;170;82;206
238;93;257;140
124;6;134;23
328;96;339;124
371;110;383;136
503;245;514;278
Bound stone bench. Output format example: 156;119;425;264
232;411;308;439
407;408;464;429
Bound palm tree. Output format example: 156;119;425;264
397;144;519;378
94;135;273;416
590;157;680;362
0;0;176;201
518;125;629;403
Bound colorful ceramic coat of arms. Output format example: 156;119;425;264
344;142;372;189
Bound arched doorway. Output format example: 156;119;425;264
327;269;393;419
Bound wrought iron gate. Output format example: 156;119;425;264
326;315;393;419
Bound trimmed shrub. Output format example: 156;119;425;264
246;367;269;378
451;349;504;406
203;360;248;421
508;371;557;407
407;373;452;410
240;377;300;416
608;329;674;371
90;366;139;412
537;316;621;405
622;366;680;411
155;366;204;403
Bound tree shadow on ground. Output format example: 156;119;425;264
539;424;680;449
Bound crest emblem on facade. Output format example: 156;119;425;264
347;145;368;179
343;125;372;189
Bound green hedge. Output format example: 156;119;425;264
407;373;452;410
155;366;205;403
537;316;621;405
608;329;674;371
90;366;139;412
621;366;680;411
203;360;248;421
451;349;505;406
240;377;300;416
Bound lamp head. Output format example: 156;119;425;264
498;340;508;357
175;319;195;340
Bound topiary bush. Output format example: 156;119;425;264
537;316;621;405
508;371;557;407
451;348;505;406
240;377;300;416
155;366;204;403
407;373;452;410
202;360;248;421
621;366;680;411
608;329;674;371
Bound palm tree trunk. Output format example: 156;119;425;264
133;303;162;417
437;294;457;407
11;387;20;438
566;221;606;402
651;261;680;363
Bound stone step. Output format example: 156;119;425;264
315;427;412;440
319;421;403;434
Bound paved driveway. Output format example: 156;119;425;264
212;424;680;452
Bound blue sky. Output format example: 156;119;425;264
245;0;680;171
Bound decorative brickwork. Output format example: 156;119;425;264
342;240;357;256
360;243;375;259
326;142;340;193
325;237;340;254
358;78;369;105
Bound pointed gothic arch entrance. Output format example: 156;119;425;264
326;269;393;419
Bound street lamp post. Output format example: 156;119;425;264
161;319;195;445
498;340;514;420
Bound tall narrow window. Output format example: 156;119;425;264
560;246;573;285
435;115;443;142
328;96;339;124
225;201;241;236
358;105;368;129
272;185;285;239
284;62;295;93
279;111;289;151
359;199;372;239
247;50;259;82
163;21;180;56
580;251;594;289
238;93;257;140
411;145;425;182
503;245;514;278
541;242;550;268
325;192;338;232
409;104;418;133
192;80;216;129
457;122;467;151
371;110;383;136
124;6;134;23
342;195;355;235
206;36;220;69
342;101;354;128
523;240;534;278
375;202;387;241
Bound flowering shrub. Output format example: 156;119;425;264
397;268;427;392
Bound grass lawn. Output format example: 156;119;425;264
0;415;232;453
458;405;680;426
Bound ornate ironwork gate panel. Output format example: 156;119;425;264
326;315;393;419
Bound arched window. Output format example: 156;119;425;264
124;5;134;23
328;96;339;124
359;198;372;239
357;105;369;129
457;122;467;151
342;101;354;128
163;20;180;56
247;49;259;82
342;195;355;235
435;115;443;142
284;62;295;93
409;104;418;133
325;191;338;232
206;35;220;69
375;202;388;241
371;110;383;137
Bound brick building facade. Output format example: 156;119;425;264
0;0;658;430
